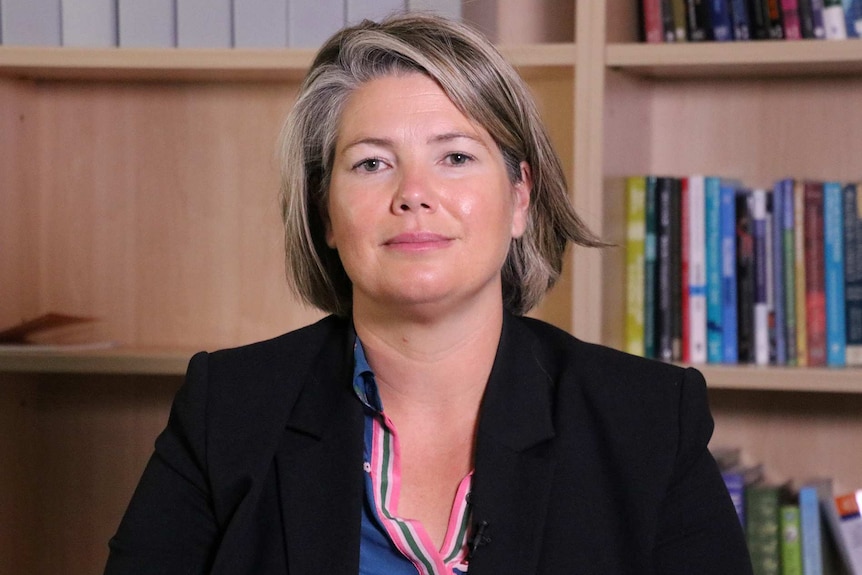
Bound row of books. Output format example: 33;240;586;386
640;0;862;42
713;447;862;575
623;175;862;367
0;0;460;48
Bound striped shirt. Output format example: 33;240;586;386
353;338;472;575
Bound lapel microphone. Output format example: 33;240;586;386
467;520;491;559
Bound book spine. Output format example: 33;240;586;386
766;0;787;37
804;181;827;367
671;178;684;361
824;182;846;367
833;490;862;573
781;0;804;38
781;179;798;365
686;0;713;40
794;180;809;366
625;176;647;357
706;177;724;363
729;0;752;38
844;183;862;366
288;0;346;47
752;189;770;366
748;0;773;38
746;483;782;575
658;177;675;361
688;175;708;364
61;0;117;47
233;0;288;48
844;0;862;36
799;485;825;575
1;0;62;45
798;0;817;36
721;182;739;364
708;0;734;39
737;190;756;364
177;0;232;48
823;0;848;37
810;0;828;37
772;181;787;365
643;0;666;41
118;0;176;47
662;0;678;40
645;176;659;359
780;504;803;575
681;177;691;363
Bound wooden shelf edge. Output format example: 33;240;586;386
0;347;194;376
0;43;576;82
607;40;862;78
697;364;862;394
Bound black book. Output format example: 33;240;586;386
747;0;772;38
657;177;676;362
798;0;817;37
736;190;756;363
669;178;684;361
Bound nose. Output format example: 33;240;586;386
392;162;438;214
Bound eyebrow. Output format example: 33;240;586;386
340;131;488;154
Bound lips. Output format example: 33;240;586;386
383;232;452;249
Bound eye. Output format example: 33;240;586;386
445;152;473;166
353;158;384;172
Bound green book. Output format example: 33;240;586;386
780;504;802;575
746;483;782;575
625;176;646;357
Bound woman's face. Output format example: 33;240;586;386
326;72;531;317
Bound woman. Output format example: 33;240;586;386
104;13;752;575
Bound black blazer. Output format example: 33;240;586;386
104;313;752;574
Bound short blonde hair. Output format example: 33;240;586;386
279;13;601;317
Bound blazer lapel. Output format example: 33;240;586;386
468;314;557;575
275;327;365;575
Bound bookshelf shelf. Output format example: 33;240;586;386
0;43;575;82
700;365;862;394
0;347;193;376
606;40;862;78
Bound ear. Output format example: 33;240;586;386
510;161;532;239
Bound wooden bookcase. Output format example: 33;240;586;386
0;1;860;573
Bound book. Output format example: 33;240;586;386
670;0;690;39
752;189;771;366
803;181;828;367
844;0;862;35
708;0;735;40
625;176;647;357
407;0;461;19
823;0;849;37
706;177;724;363
778;179;797;365
288;0;345;47
1;0;62;45
737;189;756;364
772;180;788;366
672;177;685;361
730;0;752;38
688;175;708;364
799;0;819;36
681;176;691;363
61;0;117;46
765;0;787;37
810;0;829;37
747;482;784;575
798;479;843;575
118;0;176;47
781;0;804;38
794;179;809;366
823;181;846;367
721;181;739;364
642;0;666;42
831;490;862;573
844;183;862;367
177;0;232;48
749;0;773;37
662;0;678;40
721;462;765;527
645;176;660;359
780;504;803;575
346;0;407;25
687;0;714;40
657;177;676;361
233;0;288;47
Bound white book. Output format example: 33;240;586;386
177;0;232;47
61;0;117;46
407;0;461;19
688;175;708;364
118;0;176;47
346;0;405;25
233;0;288;47
752;189;770;366
1;0;62;46
823;4;848;39
288;0;344;48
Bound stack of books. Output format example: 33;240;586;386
639;0;862;42
623;175;862;367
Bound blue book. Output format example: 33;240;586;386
728;0;751;39
799;484;825;575
709;0;735;40
811;0;828;38
772;181;787;366
824;182;846;367
843;0;862;36
706;177;724;363
720;181;739;364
